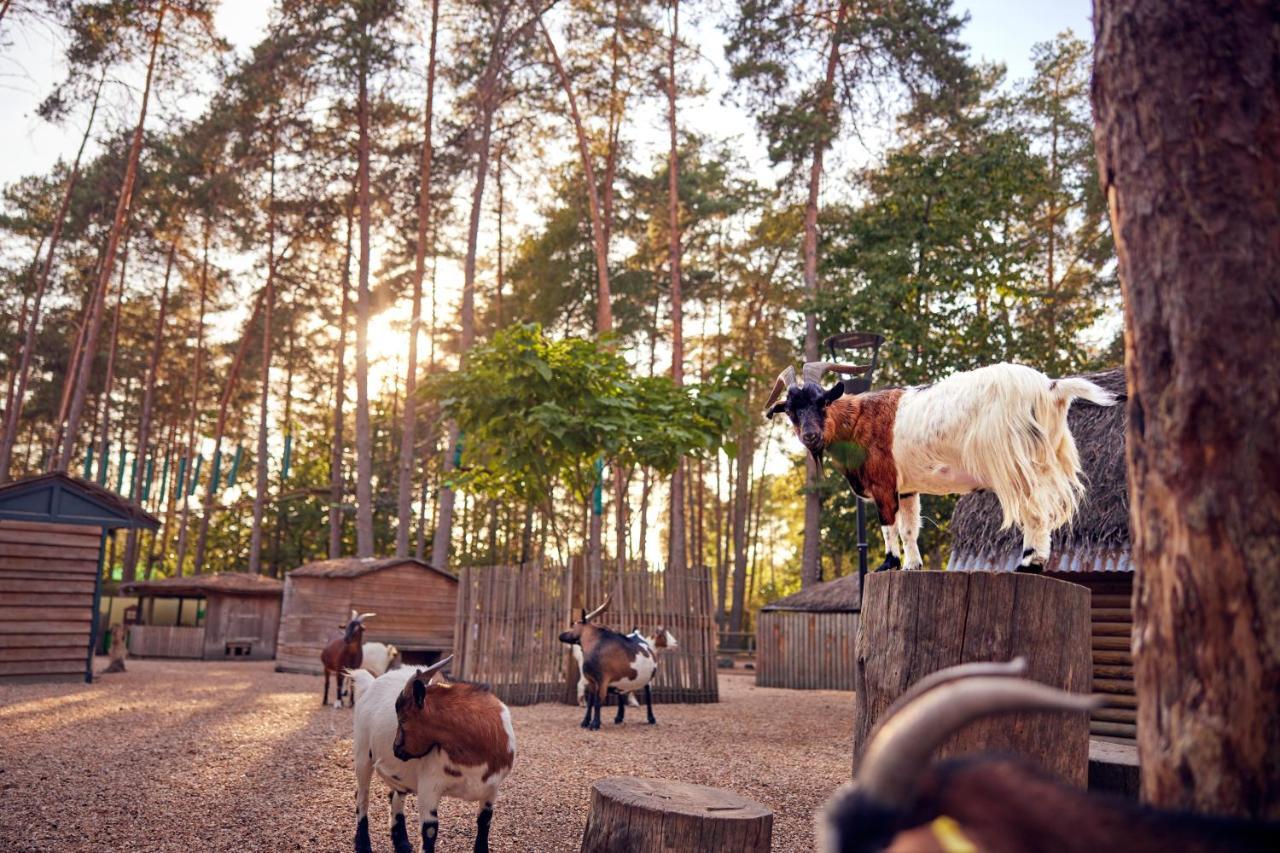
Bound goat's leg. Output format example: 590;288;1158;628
353;740;374;853
590;681;607;730
335;673;345;709
474;799;495;853
1016;524;1051;573
417;780;443;853
873;489;902;572
580;682;595;728
897;493;923;571
324;671;331;706
614;690;626;725
644;683;656;725
389;791;412;853
877;523;902;571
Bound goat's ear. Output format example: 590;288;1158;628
823;382;845;404
412;676;427;708
765;402;787;420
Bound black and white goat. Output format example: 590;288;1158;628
764;361;1116;572
818;661;1280;853
559;596;661;730
573;626;678;707
348;655;515;853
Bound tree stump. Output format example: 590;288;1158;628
580;777;772;853
853;571;1092;786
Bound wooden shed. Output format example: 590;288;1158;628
0;472;158;683
119;573;283;660
756;572;860;690
276;556;457;674
948;367;1134;740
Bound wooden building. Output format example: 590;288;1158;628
276;557;457;674
0;472;158;683
756;572;861;691
119;573;283;660
948;368;1134;739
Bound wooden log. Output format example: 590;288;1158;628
580;777;772;853
854;571;1093;786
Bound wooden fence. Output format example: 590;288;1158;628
755;610;858;690
453;560;719;706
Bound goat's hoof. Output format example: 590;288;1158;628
647;719;657;725
589;721;600;731
875;554;902;572
903;561;923;571
1015;562;1045;575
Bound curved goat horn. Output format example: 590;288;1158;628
871;658;1027;740
801;361;872;385
584;594;611;622
761;365;798;417
417;654;454;681
857;676;1104;810
356;612;377;623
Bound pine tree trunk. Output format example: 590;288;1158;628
248;134;277;575
56;1;167;472
665;0;686;575
94;233;130;485
799;3;847;588
0;74;103;483
727;423;753;646
329;202;353;559
396;0;440;558
122;240;176;580
354;31;376;559
1093;0;1280;817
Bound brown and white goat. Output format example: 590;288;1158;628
818;662;1280;853
559;595;660;730
348;655;515;853
573;626;678;707
764;361;1116;572
321;609;375;708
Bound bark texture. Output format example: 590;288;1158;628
580;777;772;853
1092;0;1280;817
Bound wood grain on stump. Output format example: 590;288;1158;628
853;571;1092;786
580;777;772;853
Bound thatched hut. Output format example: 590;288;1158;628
0;472;158;683
756;573;861;690
119;573;283;660
948;367;1133;738
275;556;457;674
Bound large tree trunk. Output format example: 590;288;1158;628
56;1;166;472
354;31;376;559
248;137;277;575
396;0;439;558
0;73;103;483
727;424;753;646
122;240;177;581
329;202;353;559
1092;0;1280;817
93;233;130;485
799;3;847;588
665;0;686;575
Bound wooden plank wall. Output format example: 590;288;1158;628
756;610;858;690
453;561;719;706
275;576;353;674
0;520;100;680
1081;575;1136;740
203;594;281;660
351;564;455;651
129;625;205;658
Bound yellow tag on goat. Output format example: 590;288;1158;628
930;815;978;853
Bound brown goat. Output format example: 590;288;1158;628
559;596;659;730
818;663;1280;853
321;609;374;708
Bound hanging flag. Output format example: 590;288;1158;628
592;456;604;516
82;446;94;480
209;448;222;494
227;445;243;488
187;455;203;497
282;433;293;482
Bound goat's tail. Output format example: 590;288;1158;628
962;366;1110;533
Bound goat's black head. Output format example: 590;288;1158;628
766;379;845;462
559;595;610;645
343;610;375;643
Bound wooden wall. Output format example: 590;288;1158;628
1049;572;1136;740
129;625;204;658
203;594;281;660
0;520;100;681
276;565;456;674
756;610;858;691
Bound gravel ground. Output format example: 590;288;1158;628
0;659;853;852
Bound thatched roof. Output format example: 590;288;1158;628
121;572;283;598
948;367;1131;574
289;556;457;582
761;572;861;613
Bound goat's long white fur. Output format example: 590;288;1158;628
889;364;1115;567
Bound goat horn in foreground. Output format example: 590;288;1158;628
761;365;799;417
872;657;1028;738
416;654;454;681
857;675;1104;810
801;360;871;386
584;594;611;622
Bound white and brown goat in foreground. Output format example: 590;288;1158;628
573;626;678;707
348;656;515;853
818;661;1280;852
560;595;661;730
765;361;1116;572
